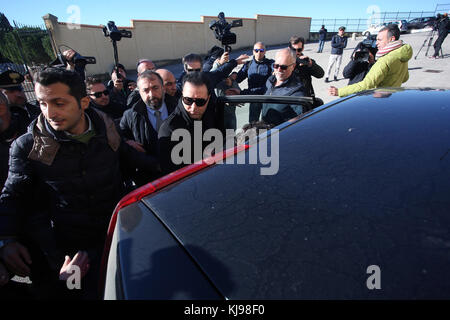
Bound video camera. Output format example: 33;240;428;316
102;21;132;42
353;34;377;62
102;21;132;79
209;12;243;52
50;49;96;69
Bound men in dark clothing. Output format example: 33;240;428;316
431;13;449;59
325;26;348;82
177;52;249;95
236;42;274;123
0;68;159;299
0;70;41;124
262;48;306;127
318;25;327;53
159;72;225;175
86;78;126;123
156;69;180;99
342;42;378;85
289;36;325;99
120;70;178;185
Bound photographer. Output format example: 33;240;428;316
342;42;377;85
431;13;449;59
289;36;324;98
106;64;134;107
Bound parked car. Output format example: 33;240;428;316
363;23;387;36
407;17;436;30
391;20;409;33
102;88;450;299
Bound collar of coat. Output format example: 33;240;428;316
28;108;121;166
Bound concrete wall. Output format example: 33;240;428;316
43;14;310;76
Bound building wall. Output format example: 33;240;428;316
43;14;311;76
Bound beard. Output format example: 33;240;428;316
146;96;162;109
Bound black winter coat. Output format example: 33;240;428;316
342;59;374;85
0;108;159;253
158;99;224;175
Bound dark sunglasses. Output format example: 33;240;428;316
254;48;265;52
182;96;208;106
186;67;202;72
293;47;303;53
90;90;109;98
272;63;295;70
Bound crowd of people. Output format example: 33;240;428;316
0;18;447;299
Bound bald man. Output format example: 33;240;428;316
261;48;306;126
156;69;180;98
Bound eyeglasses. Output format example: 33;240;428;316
254;48;265;52
182;96;208;106
293;48;303;53
90;90;109;98
272;63;295;70
186;67;202;72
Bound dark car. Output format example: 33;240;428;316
407;17;436;30
101;88;450;299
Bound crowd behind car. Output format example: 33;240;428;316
0;15;449;299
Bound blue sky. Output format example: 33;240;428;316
2;0;445;27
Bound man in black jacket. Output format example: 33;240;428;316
0;68;159;299
289;36;325;99
431;13;449;59
120;70;178;185
159;72;224;175
86;78;126;123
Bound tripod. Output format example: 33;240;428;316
414;29;444;59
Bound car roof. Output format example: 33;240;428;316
141;88;450;299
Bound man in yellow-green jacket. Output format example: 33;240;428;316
328;24;412;98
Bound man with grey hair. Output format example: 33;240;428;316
262;48;306;126
126;59;157;108
120;70;178;185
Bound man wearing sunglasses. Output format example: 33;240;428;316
289;36;325;101
235;42;274;123
0;70;41;126
159;72;224;175
177;52;249;96
262;48;306;127
86;78;126;122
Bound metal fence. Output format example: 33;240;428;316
310;5;450;32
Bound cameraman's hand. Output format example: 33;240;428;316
225;88;240;96
0;241;32;277
218;52;229;65
62;49;76;71
299;55;312;67
236;54;250;65
111;72;124;91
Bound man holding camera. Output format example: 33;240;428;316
107;64;135;108
342;42;378;85
289;36;325;99
329;24;412;97
235;42;274;123
431;13;449;59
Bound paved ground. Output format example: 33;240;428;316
134;30;450;129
